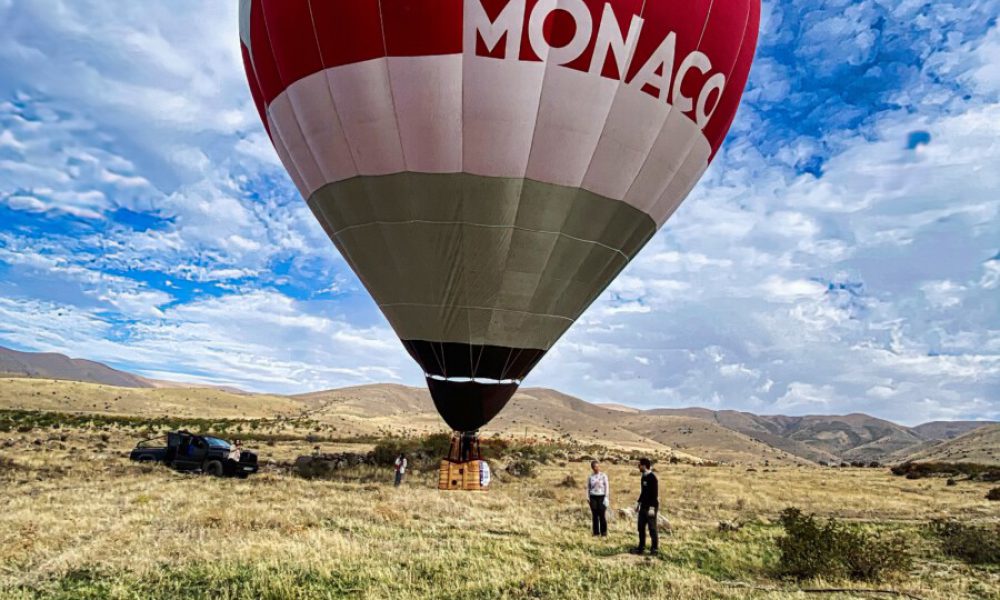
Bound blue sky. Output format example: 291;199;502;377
0;1;997;424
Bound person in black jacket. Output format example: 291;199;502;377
630;457;659;555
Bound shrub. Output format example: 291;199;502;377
843;528;912;581
988;487;1000;501
505;459;536;478
930;520;1000;565
371;433;452;470
891;461;1000;482
776;508;911;581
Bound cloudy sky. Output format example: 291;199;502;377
0;1;997;424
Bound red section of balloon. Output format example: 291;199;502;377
242;0;759;158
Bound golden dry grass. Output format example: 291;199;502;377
907;425;1000;464
1;426;998;600
0;378;305;420
0;379;814;463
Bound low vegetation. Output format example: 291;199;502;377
2;412;999;599
775;508;912;581
890;460;1000;482
0;408;380;445
930;520;1000;565
370;433;633;472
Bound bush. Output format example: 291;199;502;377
371;433;453;470
505;459;536;478
930;520;1000;565
988;487;1000;501
776;508;911;581
890;461;1000;482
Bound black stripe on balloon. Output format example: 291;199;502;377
401;340;546;381
425;378;519;433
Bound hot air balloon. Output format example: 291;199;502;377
239;0;760;485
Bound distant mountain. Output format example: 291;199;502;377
0;345;153;388
0;345;248;393
902;425;1000;464
1;345;994;465
636;408;994;465
911;421;996;441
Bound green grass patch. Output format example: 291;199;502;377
929;520;1000;565
0;409;380;445
890;461;1000;482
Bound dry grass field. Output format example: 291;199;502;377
1;421;998;600
0;378;852;465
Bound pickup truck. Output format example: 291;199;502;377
129;431;259;478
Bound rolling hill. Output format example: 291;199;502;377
0;377;305;420
0;346;153;388
900;424;1000;464
0;345;995;465
910;421;995;441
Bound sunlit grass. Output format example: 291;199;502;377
1;426;998;599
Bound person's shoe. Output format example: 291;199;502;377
600;533;608;537
649;548;659;556
629;547;644;555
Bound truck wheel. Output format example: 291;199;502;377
204;460;224;477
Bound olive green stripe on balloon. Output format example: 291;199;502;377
307;172;656;350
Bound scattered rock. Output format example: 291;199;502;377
718;520;742;533
657;513;673;534
293;453;372;479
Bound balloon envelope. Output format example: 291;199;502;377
239;0;760;431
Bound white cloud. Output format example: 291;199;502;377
0;291;409;394
920;280;966;309
758;276;826;301
775;383;836;412
0;0;996;427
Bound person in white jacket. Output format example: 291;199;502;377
586;460;610;536
394;453;407;487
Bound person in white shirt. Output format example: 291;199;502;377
394;453;407;487
586;460;610;536
229;439;242;462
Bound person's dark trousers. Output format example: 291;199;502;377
589;495;607;536
637;505;658;551
394;471;403;486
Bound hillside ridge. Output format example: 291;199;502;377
1;346;995;465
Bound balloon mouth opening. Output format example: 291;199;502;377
426;377;520;432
